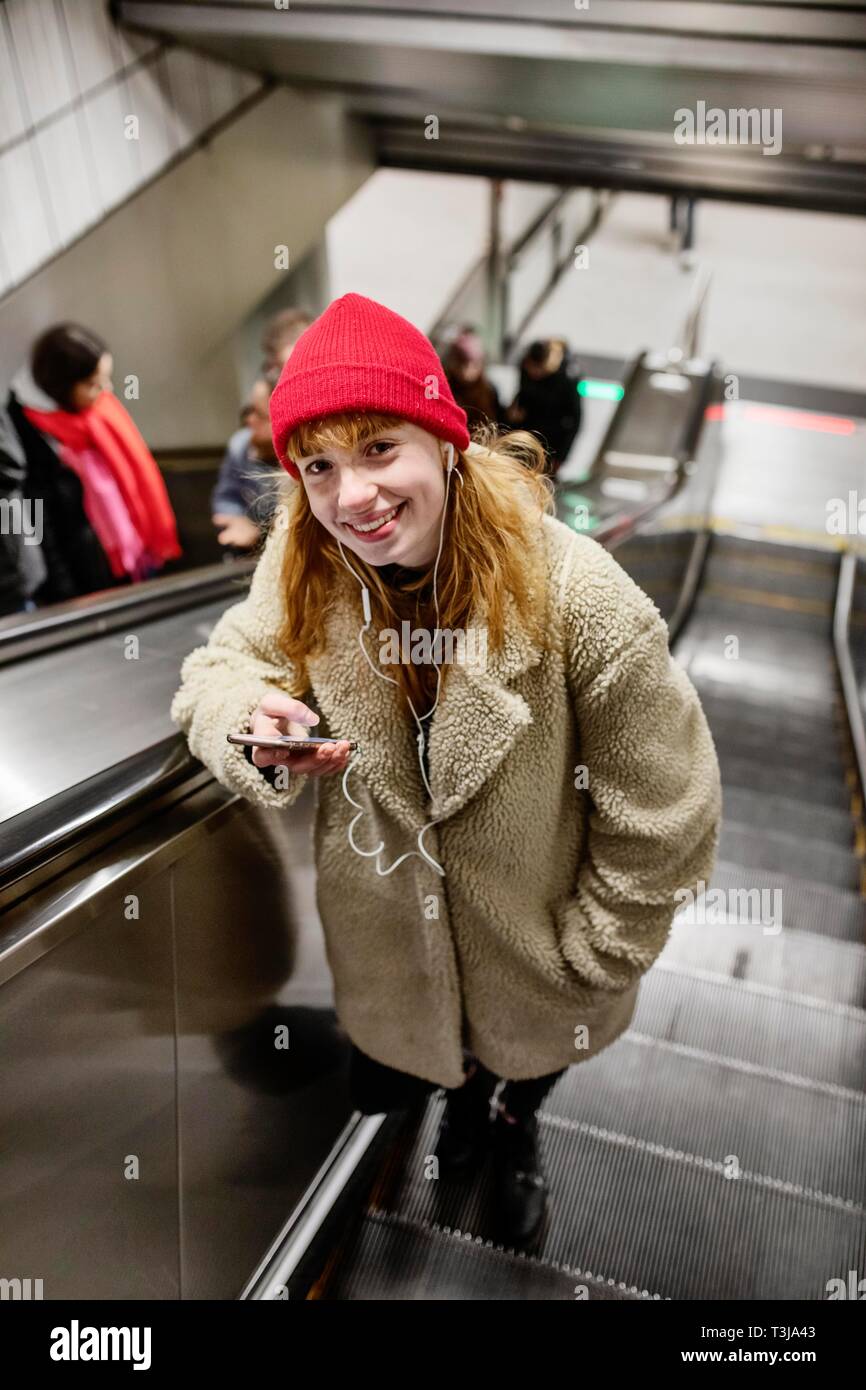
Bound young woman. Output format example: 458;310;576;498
171;293;722;1249
0;323;181;615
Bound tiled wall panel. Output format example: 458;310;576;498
0;0;263;298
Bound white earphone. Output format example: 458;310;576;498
335;441;461;877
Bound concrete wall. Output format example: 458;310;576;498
0;85;374;447
0;0;264;295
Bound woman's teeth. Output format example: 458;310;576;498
348;504;400;533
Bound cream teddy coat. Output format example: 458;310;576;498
170;510;722;1088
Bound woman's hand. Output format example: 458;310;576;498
249;691;352;777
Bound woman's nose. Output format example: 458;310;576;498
337;472;377;511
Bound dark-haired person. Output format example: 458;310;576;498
0;324;181;616
211;371;283;554
507;339;582;474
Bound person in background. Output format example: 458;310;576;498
441;325;506;434
260;307;314;374
0;323;181;617
507;338;582;474
211;369;283;553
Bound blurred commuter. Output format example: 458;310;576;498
441;326;505;434
211;370;282;553
507;338;581;473
0;324;181;617
260;307;314;373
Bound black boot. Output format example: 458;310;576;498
491;1104;550;1248
434;1060;496;1177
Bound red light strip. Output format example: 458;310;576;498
743;403;857;436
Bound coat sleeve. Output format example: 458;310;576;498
554;535;722;991
169;519;309;810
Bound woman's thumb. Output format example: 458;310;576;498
259;691;318;724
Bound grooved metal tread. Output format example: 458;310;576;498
710;723;844;776
718;821;859;893
327;1036;866;1300
696;690;841;743
700;562;837;602
689;596;834;638
677;614;838;678
662;915;866;1009
704;536;837;573
320;1208;641;1301
716;751;851;810
633;964;866;1089
720;786;853;848
690;675;842;728
706;859;866;941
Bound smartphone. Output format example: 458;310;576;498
227;733;359;752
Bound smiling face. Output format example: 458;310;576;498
294;419;448;569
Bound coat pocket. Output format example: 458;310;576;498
550;891;644;996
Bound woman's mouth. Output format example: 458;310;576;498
343;501;405;541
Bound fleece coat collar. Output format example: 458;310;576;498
308;571;544;835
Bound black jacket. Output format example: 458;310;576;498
0;390;118;617
512;362;582;467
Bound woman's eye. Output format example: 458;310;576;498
369;440;395;456
305;459;330;476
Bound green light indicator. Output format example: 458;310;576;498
578;379;624;401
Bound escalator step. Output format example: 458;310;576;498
707;859;866;941
720;787;853;848
676;617;837;685
717;751;850;810
718;822;859;892
689;674;840;727
690;594;832;638
330;1039;866;1300
633;962;866;1088
662;915;866;1008
321;1208;639;1301
700;558;836;604
709;723;843;775
696;691;840;744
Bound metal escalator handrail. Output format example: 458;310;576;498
505;187;573;267
0;557;255;665
833;550;866;808
593;479;679;550
0;733;199;891
239;1111;393;1300
428;187;572;346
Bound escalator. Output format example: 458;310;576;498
5;357;864;1300
283;532;866;1300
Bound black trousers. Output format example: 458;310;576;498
348;1043;566;1118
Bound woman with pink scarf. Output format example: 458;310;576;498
0;324;181;616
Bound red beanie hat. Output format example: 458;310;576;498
270;293;470;478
